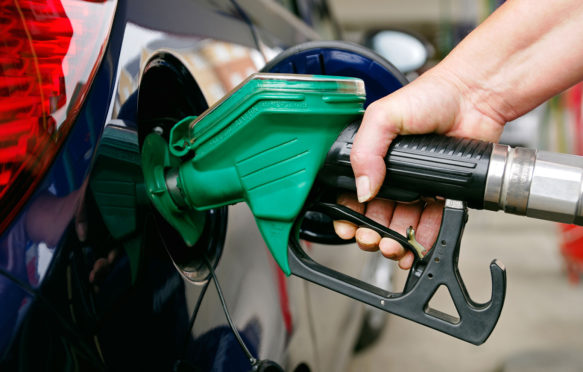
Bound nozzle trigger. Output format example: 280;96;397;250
288;199;506;345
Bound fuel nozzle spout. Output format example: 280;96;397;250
164;167;188;209
484;144;583;225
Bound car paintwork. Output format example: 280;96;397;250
0;1;384;371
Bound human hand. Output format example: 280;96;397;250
334;66;506;269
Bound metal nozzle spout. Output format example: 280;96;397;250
484;144;583;225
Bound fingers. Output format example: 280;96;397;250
340;67;509;271
415;198;445;250
398;252;415;270
332;194;396;252
377;199;445;270
333;193;444;271
378;202;423;264
350;100;400;203
333;193;364;240
355;198;395;251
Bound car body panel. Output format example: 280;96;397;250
0;1;392;370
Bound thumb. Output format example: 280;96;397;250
350;99;402;202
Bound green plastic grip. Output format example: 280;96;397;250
141;73;365;274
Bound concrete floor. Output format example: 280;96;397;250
348;210;583;372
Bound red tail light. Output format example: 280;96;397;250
0;0;117;233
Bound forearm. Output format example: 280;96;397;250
438;0;583;122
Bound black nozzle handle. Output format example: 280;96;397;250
289;200;506;345
318;121;493;208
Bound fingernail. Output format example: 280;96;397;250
356;176;371;203
334;221;354;239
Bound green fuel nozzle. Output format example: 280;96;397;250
141;72;508;345
141;73;365;274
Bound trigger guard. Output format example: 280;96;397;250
287;198;507;345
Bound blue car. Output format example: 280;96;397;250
0;1;404;370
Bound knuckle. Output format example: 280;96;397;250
365;209;389;226
349;148;368;167
365;100;385;119
365;100;392;127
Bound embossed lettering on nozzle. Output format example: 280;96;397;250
526;151;583;225
484;144;536;216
